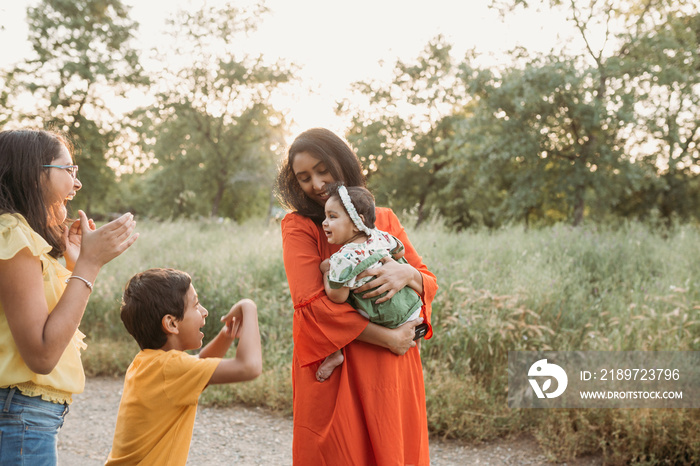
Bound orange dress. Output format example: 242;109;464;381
281;207;438;466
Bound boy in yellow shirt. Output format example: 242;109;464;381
106;268;262;465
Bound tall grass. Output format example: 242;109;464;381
81;218;700;464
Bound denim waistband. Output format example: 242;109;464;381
0;387;68;414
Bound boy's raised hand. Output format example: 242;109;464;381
220;299;256;339
206;298;262;384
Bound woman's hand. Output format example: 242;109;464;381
354;257;423;304
386;318;423;355
62;216;96;271
357;318;423;355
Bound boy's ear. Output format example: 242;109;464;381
162;314;179;335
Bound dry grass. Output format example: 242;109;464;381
81;218;700;464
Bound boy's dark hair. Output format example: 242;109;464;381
275;128;366;224
120;268;192;350
327;183;376;229
0;128;74;258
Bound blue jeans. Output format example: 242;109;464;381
0;387;69;466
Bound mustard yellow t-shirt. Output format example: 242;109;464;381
0;213;86;404
106;349;221;466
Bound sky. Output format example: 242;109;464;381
0;0;573;139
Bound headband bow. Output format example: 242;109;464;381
338;185;371;235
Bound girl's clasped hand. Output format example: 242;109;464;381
68;210;138;272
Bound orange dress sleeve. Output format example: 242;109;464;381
281;212;369;367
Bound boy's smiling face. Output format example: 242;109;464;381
179;284;209;350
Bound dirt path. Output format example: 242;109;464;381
57;377;599;465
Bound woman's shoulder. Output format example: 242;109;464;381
281;211;319;231
375;206;398;220
374;207;402;231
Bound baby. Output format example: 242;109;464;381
317;183;425;382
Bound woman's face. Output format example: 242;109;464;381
291;151;336;206
42;143;82;225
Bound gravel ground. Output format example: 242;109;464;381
57;377;602;466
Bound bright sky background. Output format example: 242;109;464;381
0;0;573;140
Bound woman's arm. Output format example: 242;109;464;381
356;209;438;338
356;318;423;355
282;214;369;366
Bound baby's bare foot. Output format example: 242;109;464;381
316;351;344;382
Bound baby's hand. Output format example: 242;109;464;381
319;259;330;274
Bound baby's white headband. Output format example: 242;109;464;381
337;185;371;235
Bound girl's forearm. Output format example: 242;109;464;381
31;286;92;374
3;253;94;374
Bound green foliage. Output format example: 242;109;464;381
81;219;700;463
0;0;147;215
3;0;698;227
337;0;700;231
611;7;700;224
127;2;292;221
338;36;469;227
414;219;700;462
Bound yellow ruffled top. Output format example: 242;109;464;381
0;213;87;404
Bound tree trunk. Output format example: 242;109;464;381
572;187;585;226
210;181;226;218
414;185;432;229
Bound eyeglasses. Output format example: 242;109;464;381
43;164;79;179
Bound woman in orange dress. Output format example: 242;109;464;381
276;128;438;465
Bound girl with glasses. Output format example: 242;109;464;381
0;128;139;465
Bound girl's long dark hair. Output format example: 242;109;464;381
275;128;365;224
0;129;72;258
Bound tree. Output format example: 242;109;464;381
463;0;700;226
0;0;146;214
612;8;700;223
450;51;639;228
130;3;292;220
338;36;469;227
